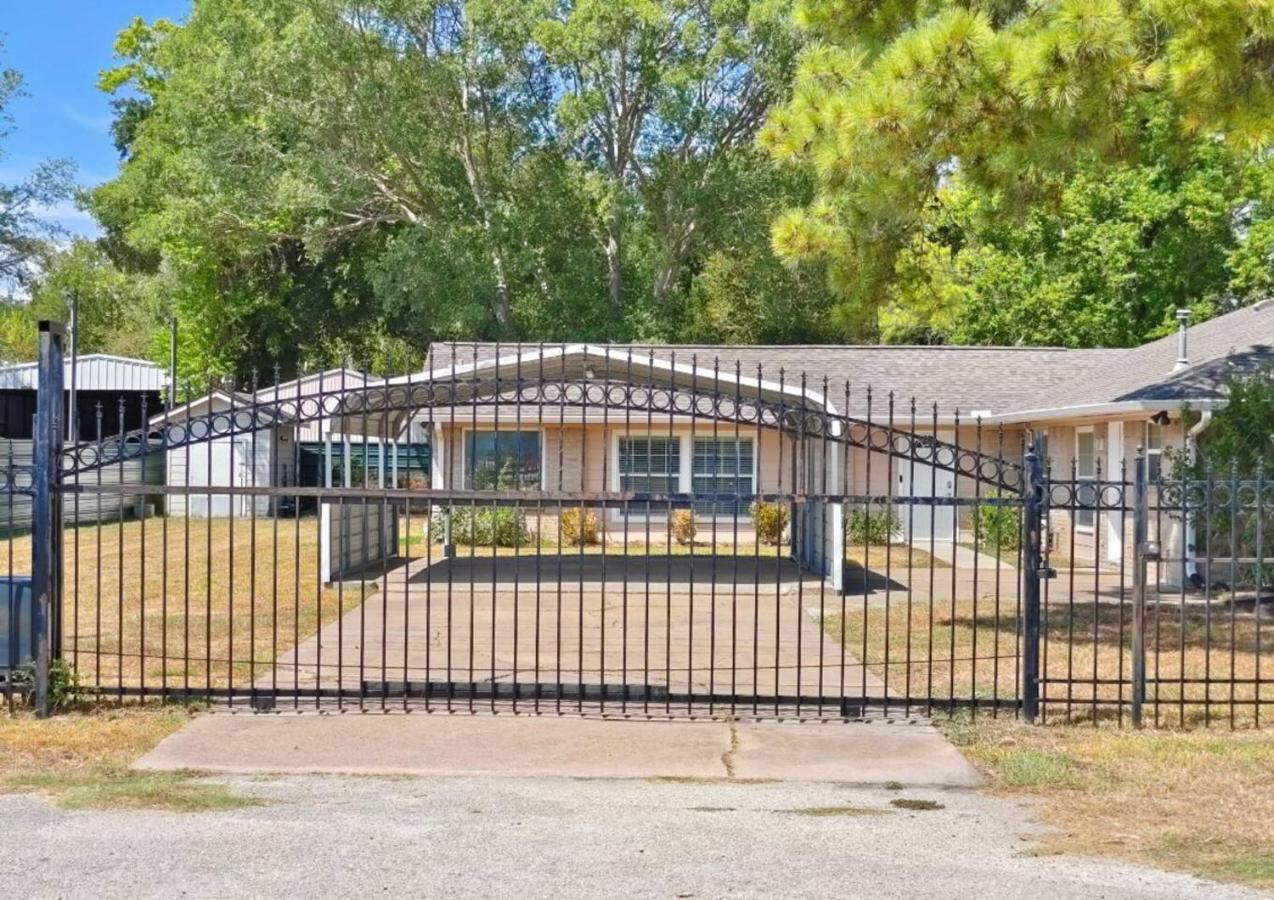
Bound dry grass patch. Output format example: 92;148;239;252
826;595;1273;725
0;706;253;811
5;517;371;693
942;716;1274;888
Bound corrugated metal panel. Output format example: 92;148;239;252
0;439;164;532
0;354;167;392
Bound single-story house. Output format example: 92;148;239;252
409;300;1272;588
150;300;1271;587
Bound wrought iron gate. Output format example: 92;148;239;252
6;323;1271;727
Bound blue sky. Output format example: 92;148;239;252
2;1;189;237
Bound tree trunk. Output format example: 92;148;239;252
605;208;623;310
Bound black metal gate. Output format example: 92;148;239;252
5;323;1271;727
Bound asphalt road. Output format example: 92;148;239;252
5;774;1263;899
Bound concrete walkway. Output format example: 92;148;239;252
136;712;982;787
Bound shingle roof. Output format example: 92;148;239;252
423;300;1274;419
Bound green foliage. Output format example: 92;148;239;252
1174;365;1274;588
83;0;838;377
750;500;790;545
560;507;600;546
763;2;1274;341
11;658;83;711
847;506;900;545
974;495;1020;553
432;505;532;549
669;509;697;545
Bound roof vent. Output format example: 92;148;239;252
1173;309;1191;372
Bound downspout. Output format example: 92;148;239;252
1183;410;1212;587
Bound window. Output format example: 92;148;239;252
1075;429;1096;530
464;431;541;489
618;437;680;511
692;438;754;517
1146;422;1163;483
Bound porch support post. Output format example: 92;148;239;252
32;320;66;717
1021;443;1045;724
1130;446;1151;728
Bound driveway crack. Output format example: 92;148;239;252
720;719;740;779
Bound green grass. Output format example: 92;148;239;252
6;769;254;812
941;715;1274;888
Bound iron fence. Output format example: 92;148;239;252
2;326;1269;727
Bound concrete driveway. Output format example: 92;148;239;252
268;553;882;711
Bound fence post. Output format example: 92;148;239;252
1022;443;1044;723
32;320;66;717
1131;446;1150;728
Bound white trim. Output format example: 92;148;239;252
1106;421;1124;562
1075;426;1096;534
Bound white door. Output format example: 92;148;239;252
897;462;956;542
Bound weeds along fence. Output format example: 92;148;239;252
1;324;1270;727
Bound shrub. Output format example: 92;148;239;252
847;506;900;544
975;494;1020;551
669;509;697;545
561;508;600;545
11;658;81;711
430;505;531;548
750;501;790;545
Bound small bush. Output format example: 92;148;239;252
750;501;790;545
975;495;1020;551
11;658;82;711
847;507;900;545
561;508;600;545
430;505;531;548
669;509;697;545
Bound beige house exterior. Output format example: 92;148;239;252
411;301;1273;590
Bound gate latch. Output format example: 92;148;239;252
1036;566;1057;580
1139;540;1161;562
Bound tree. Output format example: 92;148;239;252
881;101;1273;346
91;1;831;375
0;42;76;294
538;0;800;314
762;1;1274;338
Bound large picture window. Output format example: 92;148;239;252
618;437;680;511
692;437;754;517
464;430;541;489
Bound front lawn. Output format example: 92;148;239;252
5;517;371;694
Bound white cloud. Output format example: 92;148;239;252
33;199;102;239
62;104;114;135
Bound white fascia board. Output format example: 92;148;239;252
386;343;836;414
979;398;1226;426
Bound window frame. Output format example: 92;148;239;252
609;430;759;523
690;435;757;519
460;427;545;491
1145;420;1164;484
1074;426;1097;533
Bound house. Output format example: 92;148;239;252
409;300;1272;588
